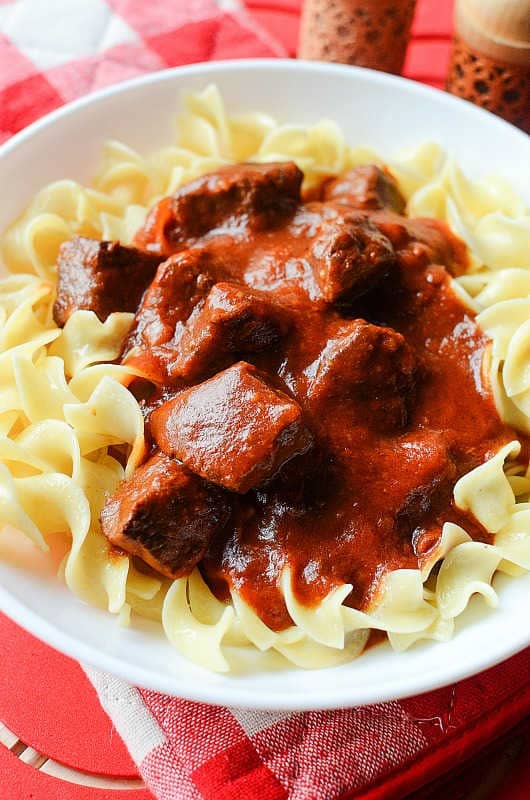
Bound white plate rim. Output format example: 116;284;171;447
1;577;530;710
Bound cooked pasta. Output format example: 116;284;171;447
1;85;529;672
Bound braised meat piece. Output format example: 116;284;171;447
322;165;406;214
374;214;467;276
53;236;162;325
170;282;289;381
100;452;230;579
135;161;303;255
310;207;396;304
404;218;468;276
150;361;313;493
122;249;216;382
304;320;417;428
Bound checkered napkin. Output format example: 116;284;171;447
86;649;530;800
0;0;285;143
1;1;530;798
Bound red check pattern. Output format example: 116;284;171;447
1;2;529;798
133;648;530;799
0;0;285;143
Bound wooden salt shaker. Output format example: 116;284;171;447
298;0;417;75
446;0;530;133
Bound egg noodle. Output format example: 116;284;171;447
1;86;529;672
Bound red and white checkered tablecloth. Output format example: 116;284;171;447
1;2;529;799
0;0;285;143
85;650;530;800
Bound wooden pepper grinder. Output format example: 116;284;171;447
446;0;530;133
298;0;417;75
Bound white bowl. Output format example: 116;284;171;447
0;59;529;710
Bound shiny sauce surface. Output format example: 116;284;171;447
129;165;520;631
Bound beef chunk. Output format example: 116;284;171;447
100;452;230;579
134;162;303;255
304;320;417;428
150;361;313;493
374;214;466;276
122;249;215;382
170;282;289;381
53;236;162;325
322;165;406;213
310;208;396;304
403;218;467;276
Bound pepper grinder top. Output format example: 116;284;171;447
447;0;530;131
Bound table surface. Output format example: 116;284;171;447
1;1;529;798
